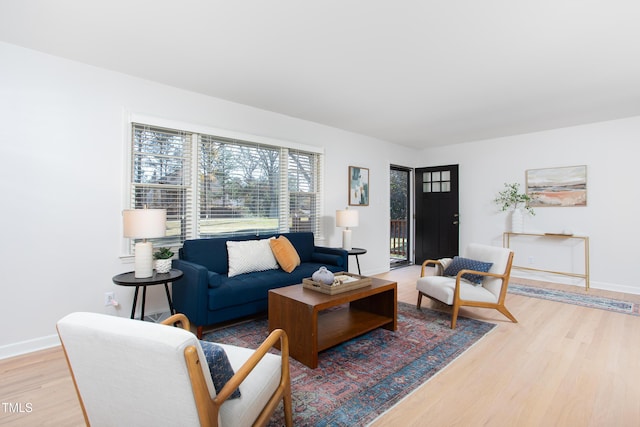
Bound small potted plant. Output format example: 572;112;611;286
494;182;535;232
153;247;174;274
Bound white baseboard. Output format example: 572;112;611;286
511;271;640;295
0;334;60;360
589;280;640;295
0;310;172;360
4;271;637;361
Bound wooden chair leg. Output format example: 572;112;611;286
283;386;293;427
497;305;518;323
451;304;460;329
416;292;423;309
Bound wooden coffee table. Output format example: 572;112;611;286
268;277;397;368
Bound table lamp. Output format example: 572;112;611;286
336;207;359;250
123;208;167;278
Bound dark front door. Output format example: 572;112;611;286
415;165;459;263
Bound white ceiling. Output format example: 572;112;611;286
2;0;640;149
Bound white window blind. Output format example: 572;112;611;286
287;148;322;235
130;123;193;248
129;122;323;248
198;135;280;237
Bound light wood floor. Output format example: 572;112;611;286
2;266;639;426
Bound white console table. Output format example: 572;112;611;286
503;232;590;290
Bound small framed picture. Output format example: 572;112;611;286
349;166;369;206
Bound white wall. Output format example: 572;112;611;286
417;117;640;294
0;42;416;357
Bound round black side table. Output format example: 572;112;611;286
346;248;367;275
112;269;183;320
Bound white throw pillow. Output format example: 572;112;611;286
227;238;279;277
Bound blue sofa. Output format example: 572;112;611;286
172;232;347;337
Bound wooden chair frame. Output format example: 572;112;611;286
417;251;518;329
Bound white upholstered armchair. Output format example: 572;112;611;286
56;312;292;427
416;243;518;329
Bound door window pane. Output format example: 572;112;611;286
422;170;451;193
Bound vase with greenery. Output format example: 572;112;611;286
153;247;174;273
494;183;534;232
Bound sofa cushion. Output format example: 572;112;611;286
279;232;315;263
208;271;223;288
199;341;241;399
182;234;259;274
311;252;344;267
443;256;493;285
181;232;318;274
227;239;279;278
208;263;343;311
269;236;301;273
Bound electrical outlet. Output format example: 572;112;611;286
104;292;116;306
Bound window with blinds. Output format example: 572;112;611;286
131;124;193;248
199;135;281;237
287;149;321;235
129;122;322;250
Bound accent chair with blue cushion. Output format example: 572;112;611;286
416;243;518;329
56;312;292;427
172;232;347;338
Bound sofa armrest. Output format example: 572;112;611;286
171;259;210;328
312;246;348;269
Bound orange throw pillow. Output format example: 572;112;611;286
270;236;301;273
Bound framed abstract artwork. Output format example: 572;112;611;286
526;165;587;207
349;166;369;206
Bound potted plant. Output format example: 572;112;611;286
153;247;174;274
494;182;535;233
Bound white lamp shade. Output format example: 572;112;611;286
123;209;167;239
336;209;359;228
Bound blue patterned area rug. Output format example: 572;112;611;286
509;283;640;316
203;301;495;426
